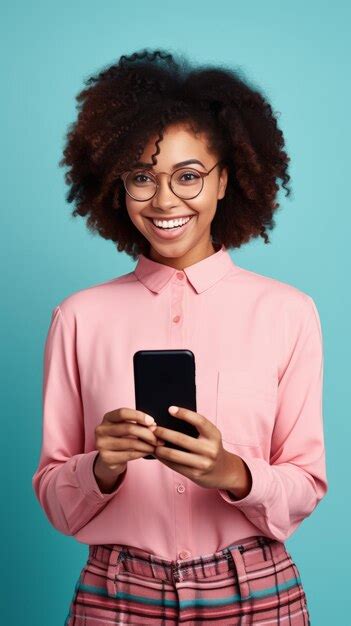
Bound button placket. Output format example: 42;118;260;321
170;272;191;562
170;273;185;339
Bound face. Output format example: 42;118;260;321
123;123;228;269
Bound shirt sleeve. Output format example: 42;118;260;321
217;294;328;542
31;305;127;536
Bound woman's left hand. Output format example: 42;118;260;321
150;405;248;492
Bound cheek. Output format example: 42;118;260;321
125;202;147;227
125;197;138;216
188;187;218;213
190;201;217;224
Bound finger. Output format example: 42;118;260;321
103;422;159;446
168;405;208;436
104;448;155;468
103;435;157;454
149;424;165;446
153;424;205;455
106;407;156;427
122;423;160;445
154;444;209;470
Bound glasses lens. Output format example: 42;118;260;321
125;168;203;200
125;170;156;200
171;168;203;199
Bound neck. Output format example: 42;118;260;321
147;239;220;270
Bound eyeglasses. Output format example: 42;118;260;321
120;160;223;201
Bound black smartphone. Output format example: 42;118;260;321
133;349;199;459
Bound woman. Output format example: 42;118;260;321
32;48;328;625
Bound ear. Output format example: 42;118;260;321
217;167;228;200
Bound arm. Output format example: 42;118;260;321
217;295;328;542
93;452;127;493
32;305;127;536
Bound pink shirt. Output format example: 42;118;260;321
32;244;328;560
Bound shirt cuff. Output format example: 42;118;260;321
75;450;128;501
218;454;269;510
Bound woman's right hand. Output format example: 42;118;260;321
93;407;164;491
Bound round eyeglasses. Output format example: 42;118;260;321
120;160;223;201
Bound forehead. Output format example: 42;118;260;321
138;124;212;170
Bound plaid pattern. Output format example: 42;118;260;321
64;535;311;625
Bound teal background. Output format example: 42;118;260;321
1;1;349;623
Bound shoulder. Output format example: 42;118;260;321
232;264;319;321
53;271;137;321
232;266;323;355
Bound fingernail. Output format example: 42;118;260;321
149;424;157;431
168;405;178;414
144;413;156;425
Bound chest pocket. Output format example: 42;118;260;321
215;368;277;447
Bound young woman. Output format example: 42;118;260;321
32;48;328;625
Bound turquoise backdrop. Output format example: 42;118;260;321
2;1;349;623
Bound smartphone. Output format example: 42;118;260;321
133;349;199;459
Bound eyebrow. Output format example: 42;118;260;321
134;159;206;170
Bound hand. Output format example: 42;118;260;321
94;407;164;476
152;405;247;492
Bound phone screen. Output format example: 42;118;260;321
133;349;199;459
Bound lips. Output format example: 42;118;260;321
146;215;195;240
145;216;194;222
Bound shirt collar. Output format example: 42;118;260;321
133;244;239;294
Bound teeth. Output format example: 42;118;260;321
152;217;191;229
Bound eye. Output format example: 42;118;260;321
181;172;198;181
131;172;154;184
175;169;202;184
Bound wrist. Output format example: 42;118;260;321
221;451;253;500
93;453;126;494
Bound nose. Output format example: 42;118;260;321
151;173;180;209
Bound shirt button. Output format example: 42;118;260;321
173;315;181;323
176;272;184;280
177;483;185;493
179;550;191;560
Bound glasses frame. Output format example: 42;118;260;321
120;160;224;201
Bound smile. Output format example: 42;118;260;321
146;215;196;240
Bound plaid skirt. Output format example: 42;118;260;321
64;534;311;625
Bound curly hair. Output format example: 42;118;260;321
59;48;291;261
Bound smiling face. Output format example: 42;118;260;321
124;122;228;269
